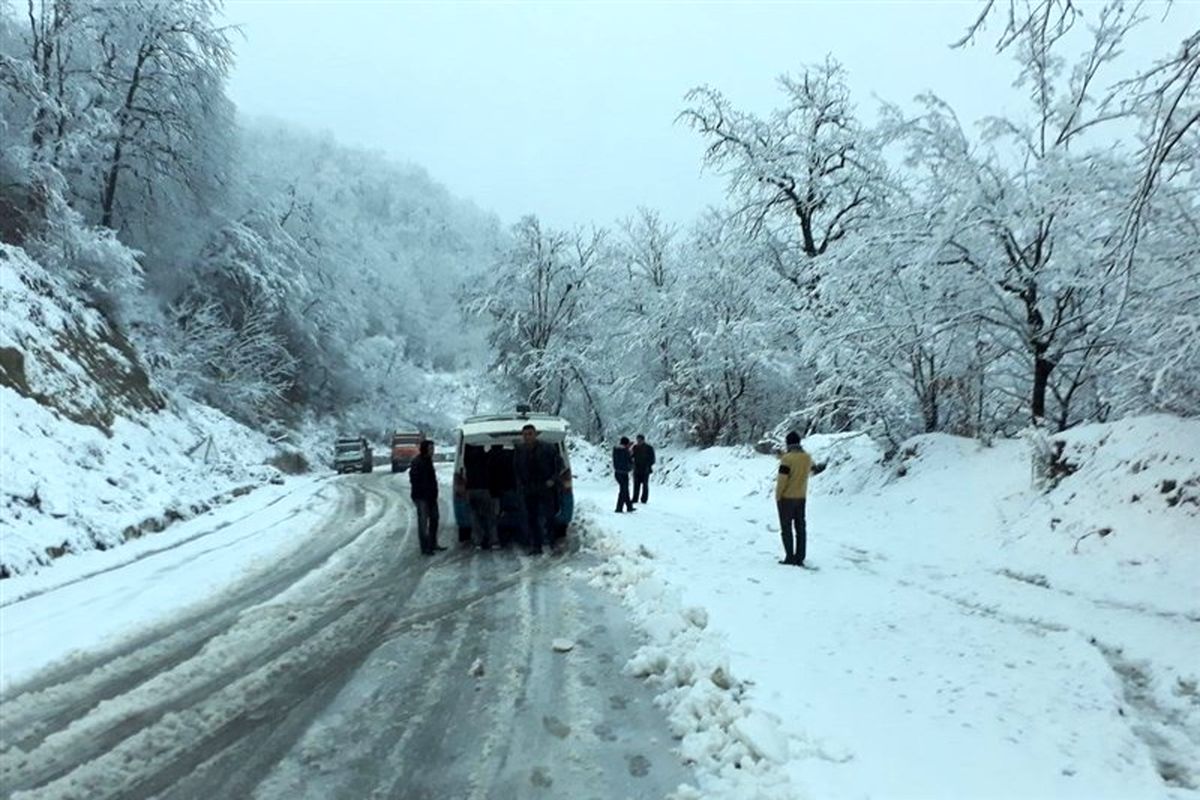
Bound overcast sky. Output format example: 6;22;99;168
223;1;1194;230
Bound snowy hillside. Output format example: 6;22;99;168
574;416;1200;799
0;246;304;578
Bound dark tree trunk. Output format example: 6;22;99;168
1032;349;1054;425
100;139;123;229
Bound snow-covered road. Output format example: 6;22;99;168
0;472;692;799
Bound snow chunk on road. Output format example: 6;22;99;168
732;711;789;763
682;606;708;629
551;638;575;652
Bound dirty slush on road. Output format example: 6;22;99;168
0;474;692;799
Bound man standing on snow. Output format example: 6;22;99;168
487;444;513;546
613;436;636;513
631;433;656;505
775;431;813;567
513;424;562;555
463;444;496;549
410;439;445;555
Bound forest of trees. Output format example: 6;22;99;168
1;0;498;434
2;0;1197;452
473;1;1199;449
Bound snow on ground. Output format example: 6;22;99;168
573;416;1200;800
1;243;318;579
0;384;302;578
0;474;331;691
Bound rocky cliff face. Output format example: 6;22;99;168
0;244;163;433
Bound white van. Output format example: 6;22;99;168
451;411;574;546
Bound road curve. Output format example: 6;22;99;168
0;473;692;799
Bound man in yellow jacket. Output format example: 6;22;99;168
775;431;813;567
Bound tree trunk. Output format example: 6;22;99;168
1031;350;1054;425
100;138;123;229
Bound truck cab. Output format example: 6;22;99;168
334;436;373;474
390;431;423;472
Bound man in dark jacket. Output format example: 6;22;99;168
409;440;444;555
613;436;635;513
631;434;656;505
463;444;496;549
513;424;562;555
487;444;514;547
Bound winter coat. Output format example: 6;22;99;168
613;446;633;476
775;445;812;500
514;440;562;492
463;445;490;491
487;446;512;496
409;454;438;501
632;442;656;474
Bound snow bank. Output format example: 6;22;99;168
585;526;809;799
0;386;291;577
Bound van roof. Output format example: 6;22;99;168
459;413;570;441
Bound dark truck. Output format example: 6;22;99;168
334;436;373;474
390;431;423;472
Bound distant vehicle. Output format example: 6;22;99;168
391;431;423;472
452;409;574;547
334;436;373;474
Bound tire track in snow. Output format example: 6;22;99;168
898;564;1200;795
0;482;390;756
4;485;692;799
0;479;412;795
0;479;334;609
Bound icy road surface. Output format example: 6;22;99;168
0;472;692;799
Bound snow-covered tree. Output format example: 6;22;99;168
467;215;606;419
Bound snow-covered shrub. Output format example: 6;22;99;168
20;187;144;321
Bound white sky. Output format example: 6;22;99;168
222;1;1195;229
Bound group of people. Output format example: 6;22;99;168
411;425;812;569
610;428;813;569
408;424;566;557
612;434;656;512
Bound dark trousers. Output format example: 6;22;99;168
777;498;807;562
615;472;634;511
414;498;440;553
632;470;650;504
522;490;553;551
468;489;497;547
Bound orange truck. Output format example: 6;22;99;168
390;431;423;472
